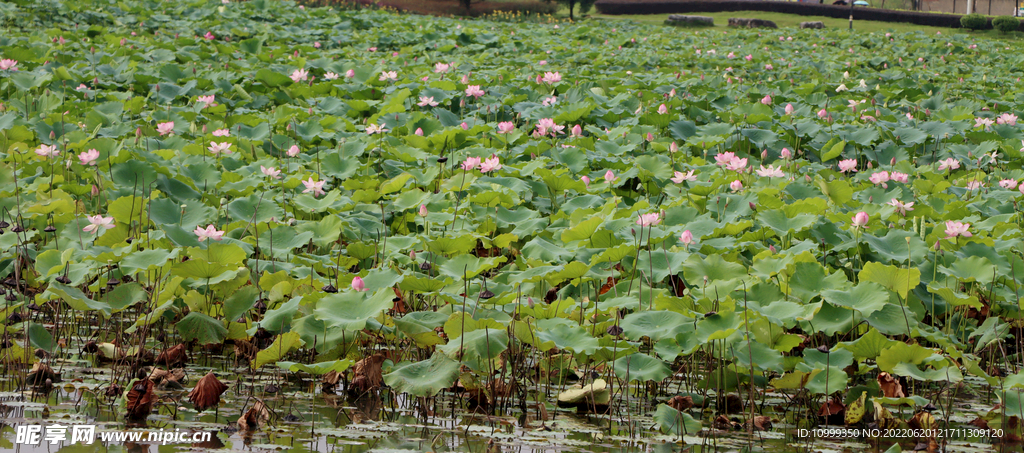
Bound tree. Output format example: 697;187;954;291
552;0;595;21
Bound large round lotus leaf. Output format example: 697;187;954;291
383;353;460;398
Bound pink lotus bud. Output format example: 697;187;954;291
419;204;428;217
415;127;423;136
91;185;100;197
670;142;678;153
581;176;590;186
769;244;776;254
351;276;366;292
761;149;768;159
460;122;468;130
780;148;792;159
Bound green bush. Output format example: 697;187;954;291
960;13;988;30
993;15;1020;33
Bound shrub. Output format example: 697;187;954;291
993;15;1020;33
960;13;988;30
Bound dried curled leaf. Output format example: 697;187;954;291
234;339;259;362
908;410;937;432
348;354;386;396
667;395;694;411
189;372;228;412
751;415;773;431
237;399;270;431
155;344;188;367
321;370;341;394
27;362;60;387
125;378;156;420
877;372;905;398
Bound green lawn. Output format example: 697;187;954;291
565;9;1024;39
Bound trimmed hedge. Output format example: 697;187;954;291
593;0;1023;31
992;15;1021;33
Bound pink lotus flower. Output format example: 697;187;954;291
657;104;668;114
212;129;230;137
461;156;481;171
197;95;215;108
851;211;869;228
314;41;321;48
937;158;960;171
419;204;429;217
888;199;914;216
0;59;18;71
729;180;743;191
290;68;308;83
417;96;439;107
765;63;773;70
817;108;828;119
975;117;994;129
465;85;485;98
78;148;100;166
351;276;367;292
997;113;1018;126
287;145;300;157
714;152;737;166
671;170;696;183
324;72;339;80
679;230;694;246
83;215;115;234
414;128;423;136
76;84;89;91
379;70;398;82
636;212;662;227
460;122;468;130
944;221;972;239
541;96;557;107
744;54;753;61
461;74;470;84
670;142;679;153
756;164;784;178
541;72;562;84
725;157;748;172
35;144;60;158
965;180;983;190
208;142;232;155
784;104;794;115
535;118;564;137
780;148;793;159
869;171;889;185
157;122;175;136
260;166;281;179
302;177;326;197
365;123;388;134
194;224;225;241
435;62;450;73
480;155;502;173
203;31;215;40
345;69;355;78
889;172;909;184
497;122;515;134
761;95;772;105
604;170;617;184
581;176;591;187
999;179;1019;190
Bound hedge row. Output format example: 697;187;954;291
593;0;1019;30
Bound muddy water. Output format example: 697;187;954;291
0;357;1013;453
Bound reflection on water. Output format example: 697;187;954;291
0;360;1012;453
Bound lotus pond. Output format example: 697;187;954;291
3;0;1024;452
